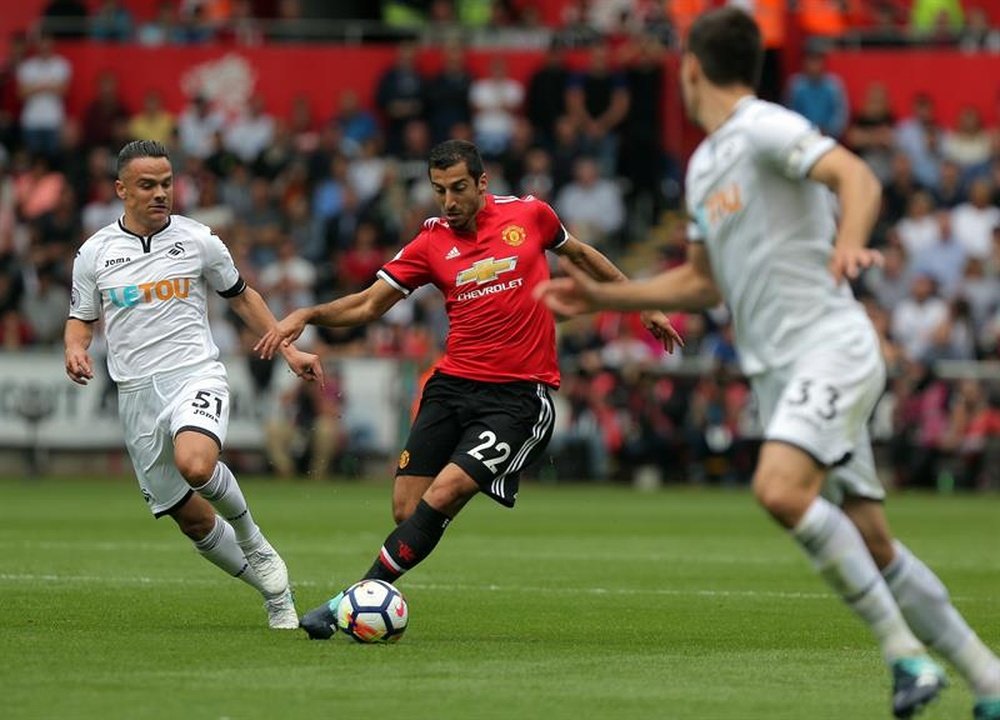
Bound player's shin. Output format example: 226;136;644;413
193;515;268;593
194;462;262;549
363;500;451;582
883;541;1000;697
793;497;925;662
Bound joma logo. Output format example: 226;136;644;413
105;257;131;267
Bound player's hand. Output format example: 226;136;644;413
533;258;601;317
255;309;309;359
640;310;684;354
282;347;325;388
829;245;883;285
65;347;94;385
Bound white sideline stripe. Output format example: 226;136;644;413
0;573;986;603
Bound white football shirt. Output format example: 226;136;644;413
685;97;870;375
69;215;245;383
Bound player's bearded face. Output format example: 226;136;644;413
430;163;486;231
116;156;173;233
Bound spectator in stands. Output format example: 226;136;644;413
469;55;524;158
31;183;80;271
927;297;977;361
892;273;950;362
20;262;68;346
565;43;630;176
335;89;378;155
260;236;317;320
864;242;912;312
0;34;28;153
952;177;1000;261
424;41;472;145
176;3;216;43
337;221;385;292
177;94;226;160
882;152;925;227
959;7;1000;52
82;71;129;151
376;42;425;156
891;359;950;488
137;1;184;46
0;255;29;348
896;190;941;258
265;368;344;481
225;96;275;165
526;38;570;148
941;106;992;179
895;93;942;188
518;146;554;201
90;0;134;43
619;32;669;227
911;211;966;298
15;154;65;223
911;0;964;35
785;48;848;141
224;0;264;46
187;172;235;237
934;159;966;209
846;82;896;182
555;156;625;249
16;34;71;160
128;89;174;146
81;176;123;237
956;256;1000;336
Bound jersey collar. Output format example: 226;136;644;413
118;215;172;254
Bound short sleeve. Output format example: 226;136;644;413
202;232;245;297
750;107;836;180
69;243;100;322
378;231;431;296
535;200;568;249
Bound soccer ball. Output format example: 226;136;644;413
336;579;408;643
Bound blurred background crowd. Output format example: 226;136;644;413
2;0;1000;489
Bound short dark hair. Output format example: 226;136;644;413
687;7;763;89
117;140;170;178
428;140;484;180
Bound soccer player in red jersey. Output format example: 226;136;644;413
255;139;681;639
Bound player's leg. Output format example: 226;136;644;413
844;496;1000;714
392;474;435;525
755;345;946;717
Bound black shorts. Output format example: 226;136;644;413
396;372;556;507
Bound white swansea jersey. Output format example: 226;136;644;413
69;215;245;383
686;97;869;376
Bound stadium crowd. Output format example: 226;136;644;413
2;0;1000;488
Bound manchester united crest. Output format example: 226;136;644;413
398;449;410;469
501;224;526;247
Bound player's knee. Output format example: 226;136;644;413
752;470;811;527
175;454;216;486
392;497;417;525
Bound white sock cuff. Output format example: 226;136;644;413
195;463;230;500
792;497;835;545
193;515;224;551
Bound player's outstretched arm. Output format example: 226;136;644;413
228;286;324;385
254;278;405;359
551;235;684;352
64;318;95;385
536;244;721;317
808;145;884;284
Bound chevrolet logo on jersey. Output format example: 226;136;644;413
456;256;518;286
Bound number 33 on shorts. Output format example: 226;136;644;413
784;378;840;421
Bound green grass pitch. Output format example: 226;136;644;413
1;478;997;720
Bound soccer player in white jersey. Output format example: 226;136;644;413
536;9;1000;720
65;140;323;629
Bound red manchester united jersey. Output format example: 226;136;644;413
378;194;567;387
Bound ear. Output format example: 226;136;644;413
478;173;488;193
682;52;700;85
115;179;126;201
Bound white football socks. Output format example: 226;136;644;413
883;541;1000;697
192;515;268;595
195;462;262;550
792;497;925;662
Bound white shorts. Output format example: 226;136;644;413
751;323;886;503
117;361;230;517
